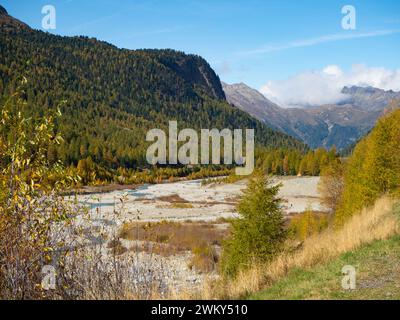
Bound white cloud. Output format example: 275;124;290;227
260;65;400;108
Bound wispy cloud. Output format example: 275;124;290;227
122;26;183;39
68;14;119;33
237;30;400;56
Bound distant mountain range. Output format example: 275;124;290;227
223;82;400;150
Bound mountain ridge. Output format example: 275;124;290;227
223;82;399;150
340;85;400;111
0;4;29;29
0;4;7;15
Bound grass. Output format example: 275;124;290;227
168;203;194;209
250;235;400;300
156;194;189;203
107;238;128;255
205;197;400;299
119;220;229;249
189;245;219;273
288;210;331;240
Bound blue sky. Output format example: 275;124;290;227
3;0;400;98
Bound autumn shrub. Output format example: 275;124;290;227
107;239;128;255
189;245;219;273
0;79;82;299
318;160;344;213
288;208;330;240
0;81;205;299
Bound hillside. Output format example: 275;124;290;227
251;233;400;300
251;202;400;300
211;196;400;300
336;106;400;223
0;8;305;171
223;82;398;150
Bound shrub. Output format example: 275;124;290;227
189;245;219;273
107;239;128;255
0;79;81;299
318;160;344;213
289;208;330;240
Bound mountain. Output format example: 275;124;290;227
0;4;6;15
0;8;305;170
340;86;400;111
0;5;28;29
221;82;290;133
223;82;398;150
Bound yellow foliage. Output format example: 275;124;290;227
336;107;400;225
289;208;329;240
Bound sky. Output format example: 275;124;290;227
2;0;400;107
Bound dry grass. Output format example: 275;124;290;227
188;245;219;273
119;220;229;272
107;239;128;255
119;221;228;249
206;197;399;299
288;210;331;240
156;194;189;203
168;203;194;209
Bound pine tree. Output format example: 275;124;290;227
220;171;287;277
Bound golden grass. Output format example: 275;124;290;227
119;220;229;267
206;196;399;299
168;203;194;209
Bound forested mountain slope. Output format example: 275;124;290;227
0;7;305;170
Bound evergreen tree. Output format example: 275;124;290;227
220;171;287;277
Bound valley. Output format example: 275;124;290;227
67;176;326;293
1;2;399;302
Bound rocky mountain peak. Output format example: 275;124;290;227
342;85;381;95
0;5;8;16
0;5;30;30
340;85;400;111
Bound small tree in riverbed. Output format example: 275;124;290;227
220;171;287;277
